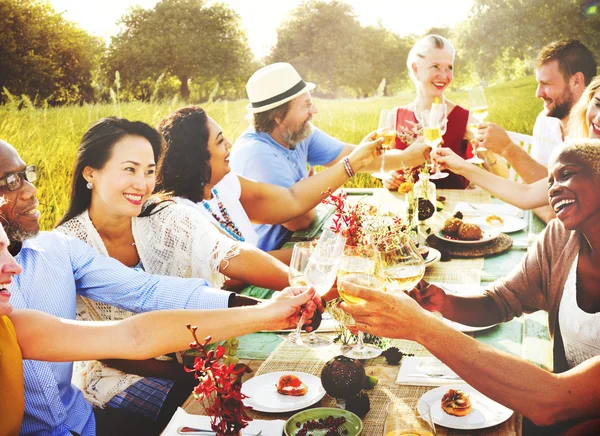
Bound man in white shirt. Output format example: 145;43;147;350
475;39;596;222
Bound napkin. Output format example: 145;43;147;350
454;202;523;218
162;407;286;436
396;356;465;386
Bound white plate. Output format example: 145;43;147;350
241;371;326;413
419;384;513;430
434;225;501;245
442;318;498;333
466;215;527;234
422;247;441;267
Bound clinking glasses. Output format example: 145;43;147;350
0;165;37;191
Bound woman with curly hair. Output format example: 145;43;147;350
54;117;313;434
432;75;600;211
157;106;382;263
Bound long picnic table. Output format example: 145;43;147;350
181;188;553;436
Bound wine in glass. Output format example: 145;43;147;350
380;237;426;294
468;85;489;160
295;229;346;348
338;245;386;359
371;109;397;181
466;111;485;164
287;242;314;346
384;399;436;436
420;104;448;180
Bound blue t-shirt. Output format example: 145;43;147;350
230;127;344;251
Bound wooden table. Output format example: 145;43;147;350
182;188;552;435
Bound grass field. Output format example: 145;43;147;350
0;75;543;230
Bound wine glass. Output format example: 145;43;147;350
468;85;489;160
293;229;346;348
338;245;386;359
371;109;397;181
287;242;315;346
419;104;448;180
466;111;485;164
380;237;426;295
383;399;436;435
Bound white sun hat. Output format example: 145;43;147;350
246;62;316;113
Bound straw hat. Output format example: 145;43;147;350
246;63;316;113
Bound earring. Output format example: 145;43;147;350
86;182;93;190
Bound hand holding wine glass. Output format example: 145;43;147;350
419;104;448;180
380;237;426;295
467;85;489;163
372;109;397;181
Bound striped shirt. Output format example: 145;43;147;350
10;231;232;436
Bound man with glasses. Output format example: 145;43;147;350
0;139;270;435
230;62;429;251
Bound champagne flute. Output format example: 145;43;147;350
338;245;386;359
466;111;485;164
380;237;426;295
468;85;489;157
300;229;346;348
383;399;436;436
287;242;315;346
371;109;397;181
420;105;449;180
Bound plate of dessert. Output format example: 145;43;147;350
419;385;513;430
435;214;501;245
241;371;326;413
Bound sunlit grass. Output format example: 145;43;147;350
0;76;541;229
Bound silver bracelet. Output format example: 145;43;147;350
342;156;355;178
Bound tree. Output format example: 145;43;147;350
269;0;413;97
0;0;103;105
105;0;253;100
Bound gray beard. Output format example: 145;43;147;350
4;222;39;242
282;122;313;150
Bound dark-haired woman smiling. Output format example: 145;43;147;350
157;106;384;263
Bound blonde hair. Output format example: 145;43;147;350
567;75;600;139
406;34;456;84
557;138;600;176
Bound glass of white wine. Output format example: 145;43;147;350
301;229;346;348
466;111;485;164
419;104;448;180
338;245;386;359
380;237;426;295
383;399;436;436
371;109;397;181
468;85;489;159
287;241;315;346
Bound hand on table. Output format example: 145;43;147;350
409;279;448;313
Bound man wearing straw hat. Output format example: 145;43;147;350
231;62;430;252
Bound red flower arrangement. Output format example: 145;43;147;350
185;325;253;436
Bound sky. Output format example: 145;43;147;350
49;0;474;59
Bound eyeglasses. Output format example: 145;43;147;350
0;165;37;191
290;101;315;111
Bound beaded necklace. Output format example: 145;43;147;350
202;188;245;242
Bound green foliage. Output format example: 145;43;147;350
0;75;541;229
269;0;412;98
104;0;255;101
0;0;103;106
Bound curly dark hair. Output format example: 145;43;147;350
57;117;165;227
537;39;597;86
157;106;212;203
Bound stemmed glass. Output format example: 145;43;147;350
419;104;448;180
384;399;436;435
379;237;426;295
337;245;386;359
287;230;346;347
466;85;489;164
371;109;397;181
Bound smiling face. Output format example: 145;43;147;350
0;223;24;317
0;141;41;243
586;90;600;139
84;135;156;219
278;92;317;149
535;60;577;120
548;152;600;231
206;117;232;185
413;48;454;99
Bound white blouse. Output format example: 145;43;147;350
55;200;240;406
176;172;259;246
558;254;600;369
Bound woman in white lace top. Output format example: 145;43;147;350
54;117;295;433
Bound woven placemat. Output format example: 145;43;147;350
426;233;513;258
